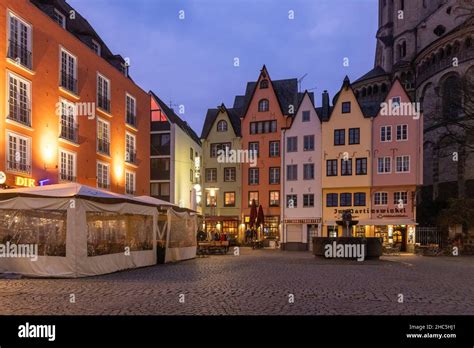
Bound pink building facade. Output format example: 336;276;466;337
371;79;423;252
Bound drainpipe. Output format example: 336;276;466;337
281;128;286;248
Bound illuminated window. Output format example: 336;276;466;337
249;191;259;206
269;191;280;207
224;192;235;207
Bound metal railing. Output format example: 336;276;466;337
60;70;78;94
59;172;77;182
97;138;110;155
97;181;110;190
7;103;31;127
7;40;32;69
97;93;110;112
126;111;137;127
7;160;31;174
125;150;137;164
59;123;79;143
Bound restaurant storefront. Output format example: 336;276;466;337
203;216;240;241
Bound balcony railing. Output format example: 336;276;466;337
7;40;32;70
7;103;31;127
125;150;137;164
97;138;110;155
60;172;76;182
60;123;79;143
125;188;135;195
97;93;110;112
60;70;78;94
126;111;137;127
7;160;31;174
97;181;110;190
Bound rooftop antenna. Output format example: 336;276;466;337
307;86;317;91
298;73;308;93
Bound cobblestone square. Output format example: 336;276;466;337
0;249;473;315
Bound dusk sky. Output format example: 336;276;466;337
68;0;378;134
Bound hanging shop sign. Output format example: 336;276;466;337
15;176;36;187
0;171;6;185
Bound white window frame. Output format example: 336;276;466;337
59;47;77;88
374;192;388;206
377;157;392;174
396;124;408;141
97;161;110;189
125;131;136;163
59;98;77;140
59;148;76;182
53;9;66;29
5;131;31;174
125;170;136;195
125;93;136;124
97;73;110;111
217;120;227;132
394;191;408;205
380;125;392;142
7;11;33;67
395;155;410;173
391;96;401;108
224;167;236;182
7;71;32;127
97;118;110;154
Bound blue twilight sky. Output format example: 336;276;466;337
68;0;378;135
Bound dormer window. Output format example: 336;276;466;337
260;79;269;89
217;120;228;132
91;39;101;56
53;9;66;29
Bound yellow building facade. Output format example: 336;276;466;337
321;76;373;237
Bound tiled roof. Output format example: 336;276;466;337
150;91;201;146
353;66;387;84
201;105;241;139
30;0;129;76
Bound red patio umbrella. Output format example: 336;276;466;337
249;199;258;228
256;205;265;239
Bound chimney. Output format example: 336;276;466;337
322;90;330;120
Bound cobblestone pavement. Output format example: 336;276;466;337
0;248;473;315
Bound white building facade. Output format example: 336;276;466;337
281;92;322;251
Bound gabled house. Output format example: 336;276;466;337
150;91;201;211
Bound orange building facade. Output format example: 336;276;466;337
239;66;295;238
0;0;150;195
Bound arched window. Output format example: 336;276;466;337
442;75;463;119
260;80;269;89
381;83;387;93
446;45;452;56
438;48;444;60
362;88;367;97
367;86;373;95
217;120;228;132
373;85;379;94
402;41;407;57
258;99;269;112
453;41;460;54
